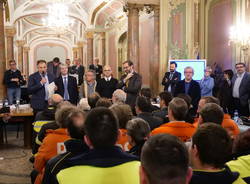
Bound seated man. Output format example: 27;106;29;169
32;105;77;184
227;129;250;183
195;96;239;138
126;118;150;159
198;103;224;125
140;134;192;184
87;92;100;109
56;107;140;184
152;97;196;142
42;108;88;184
110;104;133;151
189;123;246;184
152;91;173;122
139;88;159;112
136;96;163;130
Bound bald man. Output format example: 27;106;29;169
96;65;118;98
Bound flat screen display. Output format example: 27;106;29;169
169;60;207;81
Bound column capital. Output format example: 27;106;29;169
85;31;94;39
77;41;85;47
72;47;78;52
124;3;144;14
5;26;16;37
15;40;25;47
0;0;7;4
23;46;30;52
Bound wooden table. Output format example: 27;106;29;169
0;108;34;148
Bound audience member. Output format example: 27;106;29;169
47;57;61;78
112;89;127;104
218;69;234;115
126;118;150;159
80;70;97;98
198;103;224;125
200;66;214;97
152;97;196;142
89;58;103;81
177;93;195;123
42;108;88;184
117;60;142;108
3;60;26;105
69;58;85;85
96;65;118;98
56;107;140;184
78;98;91;112
161;61;181;95
139;88;159;112
136;96;163;130
189;123;245;184
32;105;76;184
87;92;100;109
232;62;250;116
174;66;201;112
95;98;112;108
227;129;250;183
152;91;172;122
110;104;133;151
140;134;192;184
28;60;55;112
65;59;71;68
54;63;78;105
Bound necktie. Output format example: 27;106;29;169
63;77;69;100
169;73;174;80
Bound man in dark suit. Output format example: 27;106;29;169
28;60;55;112
47;57;61;78
117;60;142;108
89;58;103;81
69;58;85;85
162;61;181;95
232;62;250;116
96;65;118;99
174;66;201;113
54;63;78;105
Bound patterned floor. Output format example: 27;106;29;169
0;131;32;184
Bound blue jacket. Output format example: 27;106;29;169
28;72;54;111
200;76;214;97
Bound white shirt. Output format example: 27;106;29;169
233;72;245;98
105;76;111;82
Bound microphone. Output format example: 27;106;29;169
42;71;45;78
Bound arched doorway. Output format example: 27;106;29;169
118;32;127;79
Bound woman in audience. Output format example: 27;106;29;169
218;69;234;115
199;66;214;97
227;129;250;183
110;104;133;151
126;118;150;159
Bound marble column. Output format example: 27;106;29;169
72;47;78;59
86;31;94;66
127;3;142;71
23;46;30;77
0;0;6;99
15;40;25;73
77;41;84;65
151;6;160;96
5;26;16;62
100;32;106;65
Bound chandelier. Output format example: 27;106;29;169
39;0;81;4
229;22;250;48
43;3;74;35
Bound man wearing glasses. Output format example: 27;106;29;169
174;66;201;113
232;62;250;116
96;65;118;99
3;60;26;105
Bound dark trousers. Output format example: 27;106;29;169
233;98;249;117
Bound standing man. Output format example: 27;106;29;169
89;58;103;81
3;60;26;105
162;61;181;95
80;70;97;98
69;58;85;85
232;62;250;116
117;60;142;108
96;65;118;99
28;60;55;112
47;57;61;78
65;59;71;68
174;66;201;113
54;63;78;105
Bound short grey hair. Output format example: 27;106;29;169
112;89;127;103
60;63;68;68
184;66;194;74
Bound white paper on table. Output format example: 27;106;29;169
48;82;56;98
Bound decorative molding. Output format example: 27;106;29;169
77;41;85;47
85;31;94;39
15;40;25;47
23;46;30;52
5;26;16;37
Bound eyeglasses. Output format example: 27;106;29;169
104;70;111;72
10;63;16;66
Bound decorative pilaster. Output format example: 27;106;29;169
86;31;94;66
23;46;30;76
100;32;106;65
15;40;25;73
77;41;84;65
5;26;16;62
72;47;78;59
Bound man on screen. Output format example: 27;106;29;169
174;66;201;113
162;61;181;95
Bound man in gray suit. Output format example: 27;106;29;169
47;57;61;78
232;62;250;116
117;60;142;108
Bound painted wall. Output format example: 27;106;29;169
208;0;233;69
36;45;67;63
108;31;118;77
